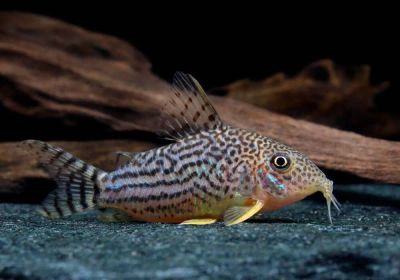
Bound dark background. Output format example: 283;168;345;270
0;3;398;114
0;6;399;279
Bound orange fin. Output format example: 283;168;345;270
224;200;264;226
180;218;217;225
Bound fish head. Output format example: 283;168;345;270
257;139;340;223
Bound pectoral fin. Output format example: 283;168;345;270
180;218;217;225
223;199;264;226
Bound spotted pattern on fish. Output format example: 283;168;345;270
95;125;325;223
21;72;340;225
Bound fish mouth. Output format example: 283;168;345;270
321;179;341;224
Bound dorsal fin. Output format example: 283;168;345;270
159;72;223;140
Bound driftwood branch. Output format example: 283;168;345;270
0;11;399;195
213;60;397;140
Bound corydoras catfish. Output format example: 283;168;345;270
21;72;340;226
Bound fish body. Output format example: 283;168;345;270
99;126;326;223
22;72;339;225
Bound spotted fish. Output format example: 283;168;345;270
21;72;340;226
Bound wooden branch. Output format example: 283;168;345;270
0;12;399;187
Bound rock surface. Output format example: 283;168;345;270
0;184;399;279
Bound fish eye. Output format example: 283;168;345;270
270;154;291;171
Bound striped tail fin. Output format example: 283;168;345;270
20;140;107;218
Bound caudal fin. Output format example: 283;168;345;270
20;140;106;218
